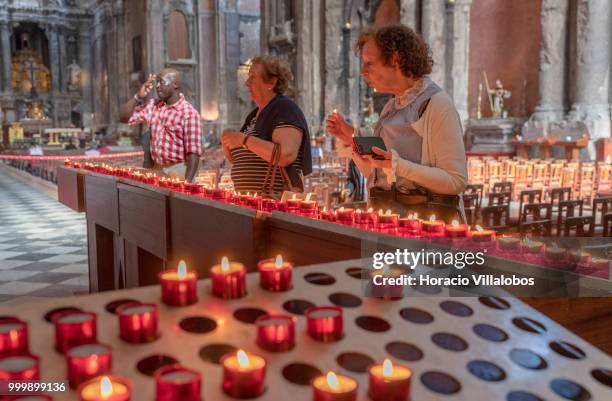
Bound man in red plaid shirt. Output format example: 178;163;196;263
120;68;202;182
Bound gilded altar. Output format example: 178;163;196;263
11;49;51;93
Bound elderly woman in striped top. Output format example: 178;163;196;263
221;56;312;196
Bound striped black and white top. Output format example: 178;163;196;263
230;116;303;194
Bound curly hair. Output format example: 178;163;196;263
251;56;293;95
356;24;433;78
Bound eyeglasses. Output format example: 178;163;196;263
156;78;172;87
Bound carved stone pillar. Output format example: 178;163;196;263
421;0;446;88
532;0;569;121
0;22;11;94
78;30;93;117
46;26;61;93
58;29;68;93
323;0;344;116
447;0;472;122
568;0;611;158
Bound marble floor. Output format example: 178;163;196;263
0;168;88;305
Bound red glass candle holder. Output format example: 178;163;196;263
221;350;266;398
569;250;592;267
444;221;470;238
261;198;279;212
497;236;521;253
336;208;355;225
78;375;131;401
379;212;399;227
286;197;302;209
421;218;445;237
258;256;292;292
319;208;336;222
54;311;97;354
245;194;262;210
210;258;246;299
368;359;411;401
67;342;112;388
312;372;358;401
155;364;201;401
0;317;28;356
300;200;318;213
212;188;229;201
255;315;296;352
305;306;343;342
369;267;405;299
0;353;39;381
159;263;198;306
183;182;202;194
117;303;159;343
399;216;421;236
471;227;495;243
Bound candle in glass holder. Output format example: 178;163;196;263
379;210;400;227
245;193;262;209
320;207;336;222
368;359;412;401
354;207;378;228
399;213;421;236
211;257;246;299
155;364;201;401
212;188;229;201
336;207;355;225
522;239;544;255
286;194;302;210
67;343;112;388
0;353;39;380
117;303;159;343
497;236;521;252
160;260;198;306
261;198;279;212
312;371;358;401
421;215;445;236
444;219;470;238
305;306;343;342
255;314;296;352
258;255;292;292
78;375;130;401
64;159;72;167
54;311;97;354
545;244;567;263
569;250;592;266
221;350;266;398
183;182;202;194
471;225;495;243
0;317;28;356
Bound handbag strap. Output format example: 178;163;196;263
262;143;282;198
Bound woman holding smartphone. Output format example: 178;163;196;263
326;24;467;222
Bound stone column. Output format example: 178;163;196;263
568;0;611;158
78;30;93;118
58;29;67;92
400;0;419;29
146;0;165;74
47;26;61;93
531;0;569;121
447;0;472;122
323;0;344;116
198;1;218;122
421;0;447;88
0;22;12;94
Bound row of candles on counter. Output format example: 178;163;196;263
67;161;609;274
0;257;410;401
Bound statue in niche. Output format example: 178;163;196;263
67;59;81;91
488;79;511;118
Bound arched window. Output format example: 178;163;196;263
168;10;190;60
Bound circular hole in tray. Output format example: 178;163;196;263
345;267;367;279
233;308;268;324
136;354;178;376
336;352;375;373
506;391;545;401
385;341;424;362
399;307;434;324
303;272;336;286
282;363;322;386
512;317;547;334
355;316;391;333
420;371;461;395
478;296;511;310
179;316;217;334
412;282;443;294
591;368;612;388
509;349;548;370
199;343;238;365
467;360;506;382
549;341;586;360
440;300;473;317
431;332;468;352
44;307;82;323
550;378;592;401
473;323;509;342
105;299;140;315
385;341;423;362
9;396;53;401
282;299;315;316
328;293;362;308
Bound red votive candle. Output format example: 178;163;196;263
336;207;355;225
368;359;411;401
286;194;302;210
444;219;470;238
312;371;357;401
0;317;28;356
155;364;201;401
117;303;159;343
255;314;296;352
0;354;39;381
258;255;293;292
78;375;130;401
221;350;266;399
210;257;246;299
498;236;521;252
379;210;400;227
246;193;262;209
183;182;202;194
399;214;421;236
54;311;97;354
523;239;544;255
545;244;567;263
471;225;495;243
319;207;336;222
212;188;229;201
569;250;592;266
355;208;378;228
305;306;343;342
261;198;279;212
67;343;112;388
64;159;72;167
159;260;198;306
421;215;445;236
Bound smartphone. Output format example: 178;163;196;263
353;136;387;160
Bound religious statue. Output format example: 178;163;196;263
488;79;511;118
67;59;81;91
26;99;46;120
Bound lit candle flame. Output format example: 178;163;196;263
429;215;436;222
292;194;297;200
451;220;459;227
606;155;611;165
177;260;187;279
100;376;113;398
356;209;362;214
339;207;344;212
378;209;383;216
326;371;339;390
275;255;283;268
322;206;327;212
475;225;483;232
385;209;392;215
221;257;230;272
247;192;251;197
305;193;312;201
237;350;250;368
382;358;394;377
367;207;373;213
